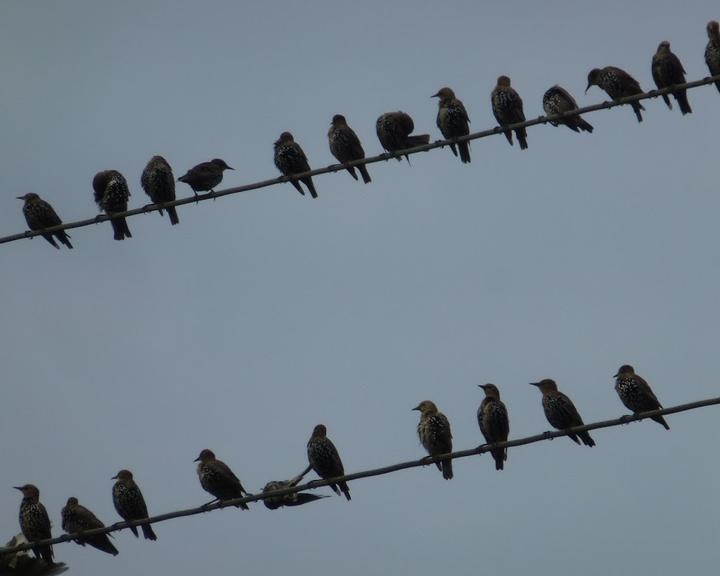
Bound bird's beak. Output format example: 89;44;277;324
478;384;487;389
227;166;234;170
16;196;24;200
412;404;421;411
529;382;540;387
111;474;118;479
613;373;619;378
585;83;591;93
13;486;23;491
431;92;440;98
193;457;201;462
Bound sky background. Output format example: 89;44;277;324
1;1;719;574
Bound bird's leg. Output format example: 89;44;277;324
201;498;219;509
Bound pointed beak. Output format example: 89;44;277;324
613;373;619;378
13;486;23;491
431;92;440;98
412;404;421;411
529;382;540;387
111;474;118;480
227;166;234;170
193;457;201;462
585;83;591;93
16;196;25;200
478;384;487;389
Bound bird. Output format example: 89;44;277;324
491;75;528;149
17;193;73;249
586;66;645;122
432;87;471;163
61;497;118;556
261;467;329;510
542;85;594;133
306;424;351;500
177;158;234;200
274;132;317;198
328;114;372;183
194;449;250;509
141;155;179;225
92;170;132;240
1;532;67;575
413;400;453;479
530;379;596;447
652;41;692;115
14;484;54;565
613;364;670;430
477;384;510;471
375;111;430;162
706;20;720;93
111;469;157;540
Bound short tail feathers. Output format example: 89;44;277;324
141;523;158;540
516;128;528;150
290;180;305;196
631;102;644;123
35;545;54;564
42;234;60;249
577;118;594;133
579;431;596;447
88;535;118;556
491;449;505;471
441;458;453;480
567;433;581;445
302;177;318;199
676;91;692;115
235;500;250;510
661;94;673;110
458;141;471;164
167;206;180;226
129;525;139;538
358;163;372;184
346;166;359;181
502;130;513;146
448;143;458;157
652;415;670;430
58;231;73;248
715;80;720;94
339;481;351;501
111;218;132;240
406;134;430;147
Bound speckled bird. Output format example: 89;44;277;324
141;155;179;225
614;364;669;430
112;469;157;540
14;484;53;565
706;21;720;93
586;66;645;122
652;41;692;114
376;111;430;162
92;170;132;240
17;193;73;249
491;75;528;149
61;497;118;556
413;400;453;479
274;132;317;198
307;424;351;500
177;158;233;201
477;384;510;471
261;477;328;510
328;114;371;183
432;87;471;163
530;379;595;447
543;85;594;133
194;449;250;509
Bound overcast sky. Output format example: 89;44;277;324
1;1;719;575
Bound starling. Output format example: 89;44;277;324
177;158;234;199
274;132;318;198
706;21;720;93
111;469;157;540
1;532;67;575
530;379;596;447
375;111;430;162
261;467;328;510
141;155;179;225
328;114;372;184
652;41;692;115
543;85;594;133
92;170;132;240
477;384;510;471
194;449;250;509
614;364;669;430
17;193;73;249
586;66;645;122
307;424;351;500
14;484;53;565
413;400;453;479
432;87;471;163
61;497;118;556
491;75;528;149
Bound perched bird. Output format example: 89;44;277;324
543;85;594;133
413;400;453;479
92;170;132;240
652;41;692;114
261;468;328;510
194;449;250;509
328;114;372;183
177;158;234;199
491;75;528;149
477;384;510;471
61;497;118;556
111;469;157;540
376;111;430;162
530;379;596;447
614;364;669;430
432;86;471;163
17;193;73;249
1;533;67;575
141;155;179;225
706;20;720;93
14;484;53;565
306;424;351;500
586;66;645;122
274;132;317;198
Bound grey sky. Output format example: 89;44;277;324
1;1;719;574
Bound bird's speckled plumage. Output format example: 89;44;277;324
194;449;250;509
112;469;157;540
705;21;720;93
652;41;692;114
274;132;318;198
433;87;471;163
477;384;509;470
92;170;132;240
614;365;669;430
328;114;371;183
586;66;645;122
530;379;595;446
376;111;430;163
491;76;528;149
543;85;594;133
414;400;453;479
17;193;73;249
61;497;118;556
307;424;351;500
15;484;54;564
141;155;179;225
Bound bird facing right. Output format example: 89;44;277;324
491;75;528;149
194;449;250;509
375;111;430;162
141;155;179;225
274;132;318;198
432;87;471;163
14;484;53;565
61;497;119;556
177;158;233;200
706;20;720;93
112;469;157;540
614;364;670;430
328;114;372;184
530;379;596;447
17;193;73;249
477;384;510;471
413;400;454;479
92;170;132;240
586;66;645;122
651;41;692;114
307;424;351;500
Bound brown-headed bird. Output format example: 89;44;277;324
586;66;645;122
61;497;118;556
92;170;132;240
274;132;317;198
14;484;53;565
530;379;595;447
307;424;351;500
706;21;720;93
112;469;157;540
614;364;669;430
543;85;594;133
194;449;250;509
491;75;528;149
477;384;510;471
177;158;233;200
17;193;73;249
376;111;430;162
652;41;692;114
141;155;179;225
413;400;453;479
432;87;471;163
328;114;371;183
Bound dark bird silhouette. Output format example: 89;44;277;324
92;170;132;240
614;364;669;430
413;400;453;479
328;114;371;183
141;155;179;225
376;111;430;162
17;193;73;249
543;85;594;133
307;424;351;500
652;41;692;114
177;158;233;200
194;449;250;509
14;485;54;565
261;468;328;510
530;379;595;447
477;384;510;470
586;66;645;122
706;21;720;93
491;75;528;149
274;131;317;198
1;532;68;575
112;469;157;540
432;87;471;163
61;497;118;556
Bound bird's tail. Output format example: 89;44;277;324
631;102;644;122
358;163;372;184
90;535;119;556
579;431;596;447
345;166;359;181
491;448;505;471
567;433;581;445
502;129;513;146
129;525;139;538
577;117;594;133
652;415;670;430
661;94;673;110
676;90;692;115
111;217;132;240
141;523;158;540
339;481;351;501
516;128;528;150
167;206;180;226
302;177;318;199
458;141;471;164
714;80;720;94
58;231;73;249
290;180;305;196
36;545;54;565
42;234;60;249
441;458;453;480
